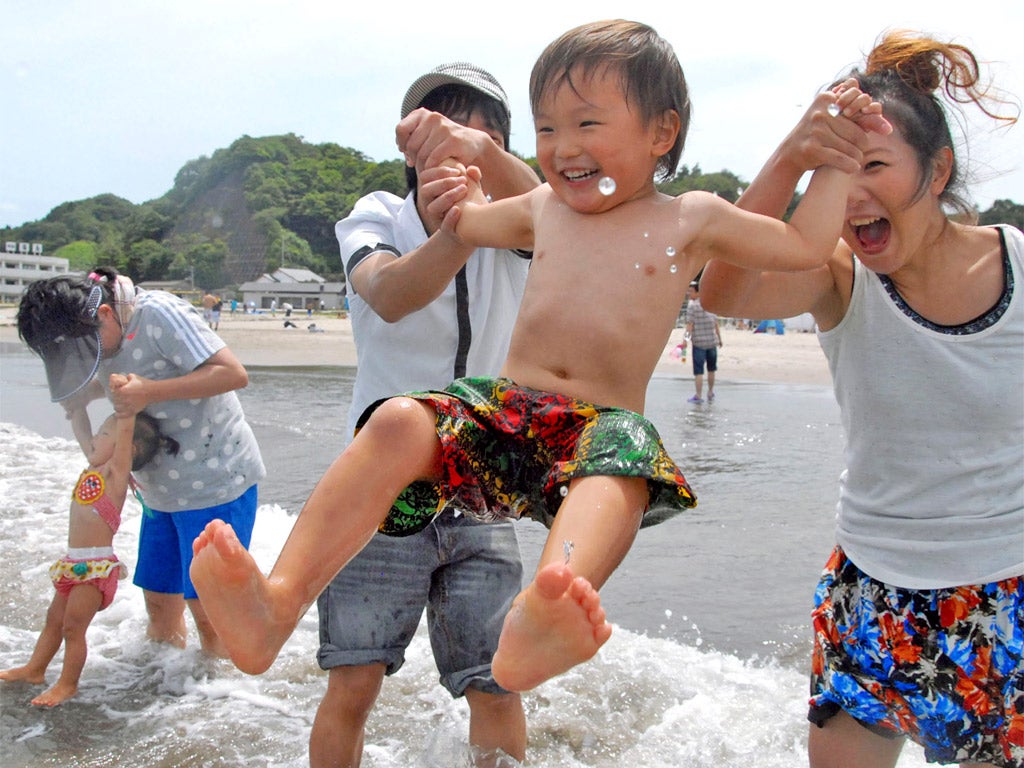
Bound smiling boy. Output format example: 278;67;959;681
190;19;884;693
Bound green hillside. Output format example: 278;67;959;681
2;134;1020;290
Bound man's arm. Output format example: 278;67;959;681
353;162;536;324
397;108;539;202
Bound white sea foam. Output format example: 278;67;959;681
0;422;932;766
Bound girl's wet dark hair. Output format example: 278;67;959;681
16;266;123;351
405;84;512;193
839;30;1018;216
529;19;691;181
132;412;180;471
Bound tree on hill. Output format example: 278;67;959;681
656;165;748;201
978;199;1024;231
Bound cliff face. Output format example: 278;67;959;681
166;169;269;283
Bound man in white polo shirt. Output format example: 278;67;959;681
309;63;538;767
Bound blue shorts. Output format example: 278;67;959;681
133;485;258;599
691;346;717;376
316;510;523;697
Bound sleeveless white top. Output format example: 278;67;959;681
817;226;1024;589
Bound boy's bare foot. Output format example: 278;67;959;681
189;519;294;675
0;666;46;685
491;562;612;692
31;681;76;707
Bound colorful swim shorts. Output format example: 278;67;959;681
50;547;128;610
809;546;1024;766
356;376;696;536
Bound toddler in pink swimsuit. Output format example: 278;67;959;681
0;374;178;706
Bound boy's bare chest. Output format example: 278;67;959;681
534;202;693;276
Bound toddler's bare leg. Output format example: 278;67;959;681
191;398;442;674
0;593;68;685
492;563;610;691
31;585;102;706
491;475;646;691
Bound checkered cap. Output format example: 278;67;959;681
401;62;510;119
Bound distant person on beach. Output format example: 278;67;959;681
211;297;223;331
201;292;218;327
189;19;886;695
308;62;537;767
700;31;1023;768
16;268;265;657
0;380;178;706
684;280;722;403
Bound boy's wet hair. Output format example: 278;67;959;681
132;412;180;471
839;30;1018;216
529;19;691;180
405;84;511;193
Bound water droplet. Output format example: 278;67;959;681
665;246;676;258
563;540;574;565
643;232;649;239
827;102;841;117
559;485;568;497
634;262;641;270
669;264;678;274
598;176;617;196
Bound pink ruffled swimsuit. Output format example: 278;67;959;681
50;470;128;610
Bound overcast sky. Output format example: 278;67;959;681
3;0;1021;229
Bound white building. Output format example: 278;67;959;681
1;243;70;304
238;267;346;312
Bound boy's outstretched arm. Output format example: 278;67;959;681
436;168;537;253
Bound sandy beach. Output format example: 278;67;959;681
0;307;832;387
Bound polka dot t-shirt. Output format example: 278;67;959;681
100;290;265;512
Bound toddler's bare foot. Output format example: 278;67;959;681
31;680;76;707
189;519;296;674
0;666;46;685
491;562;611;692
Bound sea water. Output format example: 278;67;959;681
0;349;929;767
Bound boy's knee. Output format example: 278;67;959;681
363;397;433;436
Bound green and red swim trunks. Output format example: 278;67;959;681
355;376;697;536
